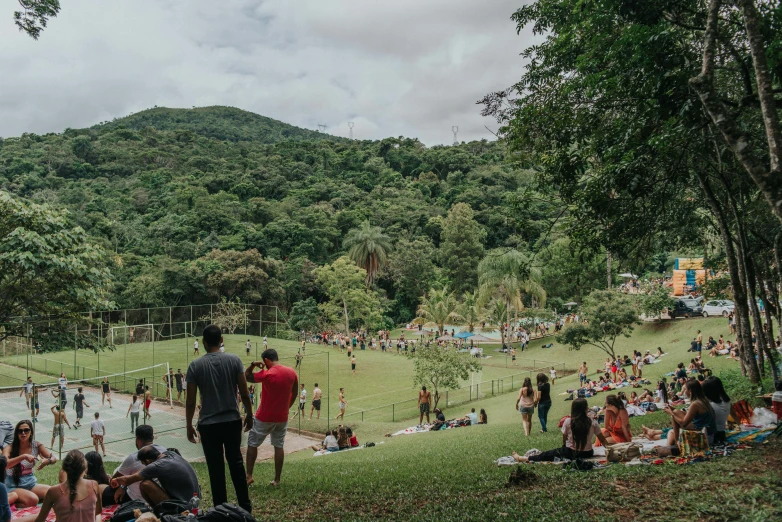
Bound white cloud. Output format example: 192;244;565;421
0;0;538;144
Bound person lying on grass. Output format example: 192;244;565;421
512;399;612;463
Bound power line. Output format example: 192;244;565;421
317;123;327;132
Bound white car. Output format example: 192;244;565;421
702;300;734;318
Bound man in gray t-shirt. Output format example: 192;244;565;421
0;420;13;449
185;325;252;513
115;447;199;506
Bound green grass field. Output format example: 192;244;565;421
7;317;781;521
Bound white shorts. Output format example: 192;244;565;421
247;418;287;449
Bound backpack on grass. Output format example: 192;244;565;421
110;500;151;522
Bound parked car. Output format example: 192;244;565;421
702;300;735;318
669;298;703;319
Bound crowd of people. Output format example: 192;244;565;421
0;325;310;520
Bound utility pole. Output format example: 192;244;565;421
452;126;459;145
317;123;327;133
348;122;355;140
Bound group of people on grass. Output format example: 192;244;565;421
512;374;732;463
0;421;201;522
0;324;311;521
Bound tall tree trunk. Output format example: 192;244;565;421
343;299;350;334
606;251;612;289
756;266;781;382
691;0;782;225
745;257;767;376
695;170;761;382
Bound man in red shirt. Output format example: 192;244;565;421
245;349;298;486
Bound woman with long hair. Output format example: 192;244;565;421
512;398;611;462
535;373;552;433
478;409;488;425
656;380;669;404
644;379;716;451
2;420;56;507
515;378;535;436
702;376;731;444
58;451;113;507
32;450;101;522
599;395;632;444
126;395;141;433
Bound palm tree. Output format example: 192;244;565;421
343;220;392;287
478;249;546;347
417;287;464;335
458;291;482;333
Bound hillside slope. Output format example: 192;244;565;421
93;106;344;144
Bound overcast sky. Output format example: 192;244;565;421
1;0;535;145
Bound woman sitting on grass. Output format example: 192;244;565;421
598;395;632;444
512;399;611;463
58;452;113;508
26;450;101;522
702;376;731;444
3;420;57;507
642;378;716;450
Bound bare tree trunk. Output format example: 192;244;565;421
343;299;350;334
745;257;767;376
695;169;761;382
691;0;782;224
606;251;612;289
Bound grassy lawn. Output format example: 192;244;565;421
13;316;780;520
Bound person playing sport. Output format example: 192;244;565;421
291;384;306;419
193;339;199;355
162;369;174;402
91;412;106;457
174;369;184;402
144;386;152;419
20;377;33;409
101;377;112;408
336;388;347;421
73;387;89;429
50;405;71;451
418;386;431;424
310;384;322;420
245;339;252;357
351;355;357;375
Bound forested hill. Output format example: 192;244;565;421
93;106;343;144
0;106;604;324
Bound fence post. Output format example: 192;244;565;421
362;411;364;422
446;390;448;406
492;380;494;396
392;403;395;422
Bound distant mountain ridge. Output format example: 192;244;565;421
93;106;344;144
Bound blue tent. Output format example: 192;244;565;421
454;331;474;339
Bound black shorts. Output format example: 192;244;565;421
312;399;321;411
176;385;183;392
351;364;356;370
299;402;305;411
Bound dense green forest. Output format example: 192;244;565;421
0;106;609;325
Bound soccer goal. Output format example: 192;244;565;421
110;324;154;345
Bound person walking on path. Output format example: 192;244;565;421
185;325;253;513
418;387;431;425
244;349;298;487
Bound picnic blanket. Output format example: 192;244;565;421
13;504;120;521
313;442;385;456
